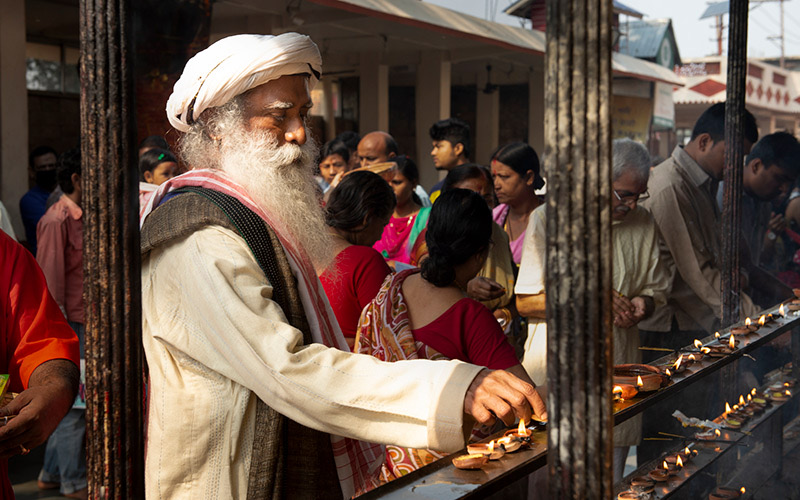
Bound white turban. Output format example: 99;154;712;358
166;32;322;132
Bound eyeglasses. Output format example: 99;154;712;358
613;189;649;204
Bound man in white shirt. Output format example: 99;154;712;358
141;32;545;500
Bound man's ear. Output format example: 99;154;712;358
749;158;763;175
696;133;713;153
388;152;396;159
454;142;464;157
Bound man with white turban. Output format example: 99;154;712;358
140;32;546;500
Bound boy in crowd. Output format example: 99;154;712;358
429;118;470;203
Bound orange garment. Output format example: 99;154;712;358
0;230;80;498
36;195;84;323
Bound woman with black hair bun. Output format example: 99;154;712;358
372;156;428;266
320;171;395;350
490;142;545;267
355;188;545;488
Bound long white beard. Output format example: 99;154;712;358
217;128;332;271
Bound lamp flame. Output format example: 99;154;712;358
715;331;721;339
759;315;766;326
701;347;711;354
725;402;732;415
613;386;623;400
786;389;792;396
689;354;696;362
637;375;644;387
780;304;786;316
729;334;736;349
673;354;683;370
751;388;757;396
733;404;740;411
488;440;495;453
665;368;672;377
694;339;703;349
676;455;684;468
715;429;721;437
518;419;528;436
739;395;745;406
741;487;746;494
748;394;752;402
745;317;751;327
498;436;512;445
663;461;669;471
684;446;691;455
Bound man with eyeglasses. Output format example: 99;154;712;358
515;138;670;483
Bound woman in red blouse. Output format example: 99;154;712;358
355;189;544;489
319;171;396;351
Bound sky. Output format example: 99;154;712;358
427;0;800;61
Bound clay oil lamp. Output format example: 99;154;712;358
769;383;785;393
787;299;800;312
452;453;489;470
710;486;743;499
648;467;670;482
688;353;703;364
617;491;639;500
672;354;687;374
630;476;655;495
730;323;750;335
467;439;505;460
613;384;637;401
496;435;523;453
746;317;758;332
662;458;677;473
614;364;667;392
503;419;532;444
680;446;694;462
772;389;790;402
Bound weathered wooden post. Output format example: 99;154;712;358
720;0;749;328
80;0;144;497
544;0;614;497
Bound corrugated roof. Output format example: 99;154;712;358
504;0;642;19
618;19;669;60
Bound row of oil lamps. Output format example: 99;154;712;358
451;419;534;469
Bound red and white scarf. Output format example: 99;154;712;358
140;168;383;498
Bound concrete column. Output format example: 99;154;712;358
475;87;499;164
769;114;777;133
415;51;451;190
0;0;29;237
322;77;336;142
358;52;389;134
528;69;545;156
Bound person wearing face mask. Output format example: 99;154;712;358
319;171;395;350
20;146;59;254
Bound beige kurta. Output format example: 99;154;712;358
142;225;482;499
639;146;757;333
515;204;671;446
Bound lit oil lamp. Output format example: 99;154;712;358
665;368;672;377
467;439;505;460
636;375;644;389
496;435;522;453
688;354;697;362
613;384;637;400
701;347;711;354
613;386;623;401
739;395;745;406
780;303;786;317
673;354;685;372
741;487;746;495
725;402;732;416
751;388;757;396
715;429;721;437
694;339;703;349
504;419;532;442
747;394;752;402
676;455;684;469
729;334;736;350
758;315;766;327
715;331;721;339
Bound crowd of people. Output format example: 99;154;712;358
2;31;800;499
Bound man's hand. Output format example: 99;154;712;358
464;369;547;427
467;277;505;302
768;213;787;234
612;292;635;328
0;359;78;459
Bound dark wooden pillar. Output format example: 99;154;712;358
79;0;144;497
720;0;749;328
545;0;614;497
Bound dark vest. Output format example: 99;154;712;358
141;189;342;500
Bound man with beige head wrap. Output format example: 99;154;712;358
140;32;546;500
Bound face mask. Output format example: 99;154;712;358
35;170;58;191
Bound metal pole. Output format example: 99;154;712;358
721;0;749;328
545;0;614;497
79;0;144;497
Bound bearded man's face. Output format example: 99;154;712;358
240;74;314;148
